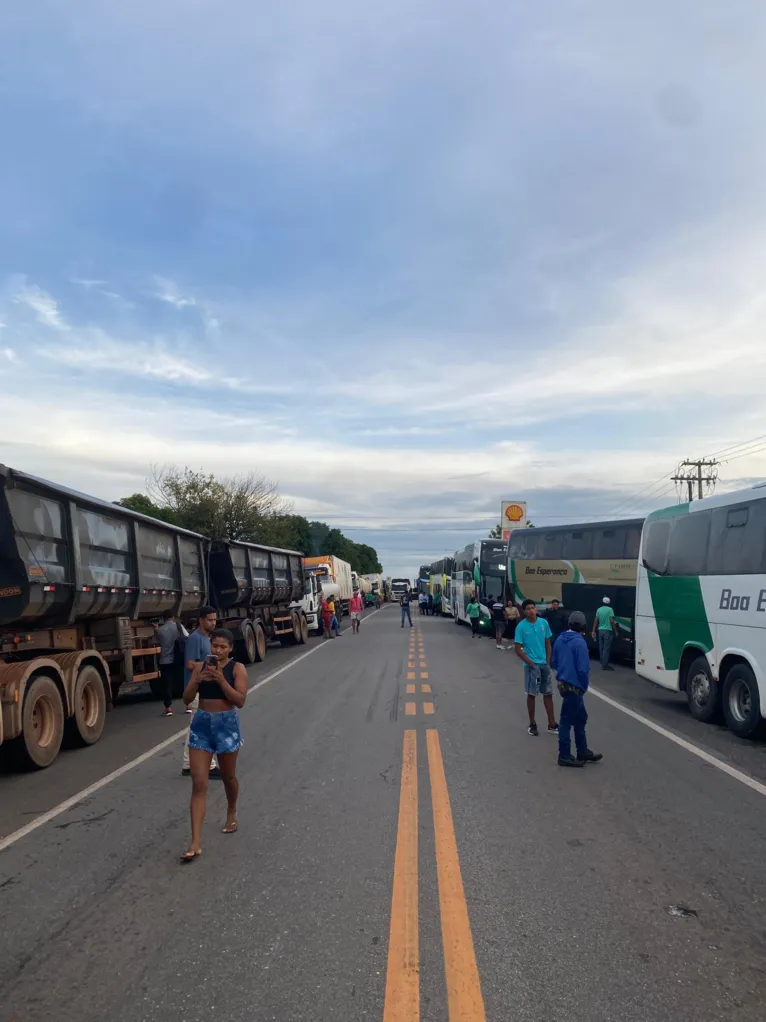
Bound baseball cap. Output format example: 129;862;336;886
568;610;587;629
602;596;611;604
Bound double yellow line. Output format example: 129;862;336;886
383;729;486;1021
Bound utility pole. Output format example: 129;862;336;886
671;459;719;502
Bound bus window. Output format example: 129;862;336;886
666;510;711;576
642;519;671;575
565;529;592;560
593;527;625;559
624;526;641;559
541;531;563;559
707;501;766;575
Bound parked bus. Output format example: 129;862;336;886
636;486;766;738
452;540;507;631
429;556;454;616
507;519;643;660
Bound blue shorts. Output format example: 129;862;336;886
188;709;243;755
524;663;553;697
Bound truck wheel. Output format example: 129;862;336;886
238;623;258;665
722;664;764;739
298;613;309;644
12;673;65;770
254;623;267;662
685;656;721;723
72;665;107;746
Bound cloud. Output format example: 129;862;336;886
0;347;17;362
12;282;69;330
153;277;196;309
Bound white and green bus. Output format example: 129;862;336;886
636;485;766;738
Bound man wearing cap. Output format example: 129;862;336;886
592;596;618;671
551;611;602;767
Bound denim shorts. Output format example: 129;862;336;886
524;663;552;696
188;709;243;755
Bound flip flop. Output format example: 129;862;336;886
180;849;202;863
222;822;238;834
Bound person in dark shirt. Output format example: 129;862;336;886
490;595;506;649
544;599;568;641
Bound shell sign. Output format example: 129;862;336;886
501;501;527;539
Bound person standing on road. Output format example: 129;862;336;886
551;610;603;768
182;607;220;777
514;599;558;737
155;610;187;716
401;591;413;628
418;591;427;616
321;597;334;640
592;596;618;671
328;597;342;637
181;627;248;862
427;592;434;616
433;590;442;617
490;595;506;649
466;595;481;637
544;599;568;644
504;600;520;649
349;590;364;633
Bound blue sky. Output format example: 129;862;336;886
2;1;766;575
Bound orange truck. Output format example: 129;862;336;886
303;555;353;616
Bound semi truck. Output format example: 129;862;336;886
304;555;353;616
361;573;382;606
0;464;322;769
0;464;208;768
207;538;310;663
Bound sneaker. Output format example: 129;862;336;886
181;768;191;776
209;766;222;778
162;707;173;716
577;750;604;763
496;644;503;650
185;707;194;714
558;755;584;768
602;665;615;671
528;723;539;737
547;723;559;735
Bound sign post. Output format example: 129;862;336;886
500;501;527;540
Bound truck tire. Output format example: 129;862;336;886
298;613;309;645
685;656;721;723
253;622;267;662
12;673;65;770
722;664;764;739
238;622;258;665
72;665;107;746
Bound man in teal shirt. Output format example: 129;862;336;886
514;599;558;737
591;596;617;671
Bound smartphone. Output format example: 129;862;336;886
204;654;218;666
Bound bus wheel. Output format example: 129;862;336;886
685;656;721;723
13;673;65;770
722;665;763;739
72;665;107;746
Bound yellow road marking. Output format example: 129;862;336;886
419;662;427;668
406;684;416;694
420;672;429;679
421;684;431;693
383;731;419;1022
423;702;435;715
426;729;486;1021
407;672;415;680
405;702;416;716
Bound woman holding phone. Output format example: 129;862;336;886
181;627;247;862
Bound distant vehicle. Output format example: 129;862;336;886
361;573;383;606
507;519;643;661
391;578;410;602
636;486;766;738
428;557;454;616
452;540;507;632
304;555;353;616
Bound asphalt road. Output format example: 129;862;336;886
1;606;765;1022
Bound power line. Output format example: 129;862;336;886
704;433;766;460
671;459;719;502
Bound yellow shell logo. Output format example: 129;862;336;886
504;504;524;523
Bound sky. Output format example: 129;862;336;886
1;1;766;576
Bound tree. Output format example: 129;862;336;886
488;524;503;538
116;493;180;525
147;465;291;541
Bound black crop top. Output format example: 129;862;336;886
198;658;237;701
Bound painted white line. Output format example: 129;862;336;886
589;686;766;799
0;606;387;855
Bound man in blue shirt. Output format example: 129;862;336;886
182;606;220;776
514;599;558;737
551;611;603;767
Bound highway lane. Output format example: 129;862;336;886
1;606;765;1021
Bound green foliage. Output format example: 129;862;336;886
117;466;382;573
